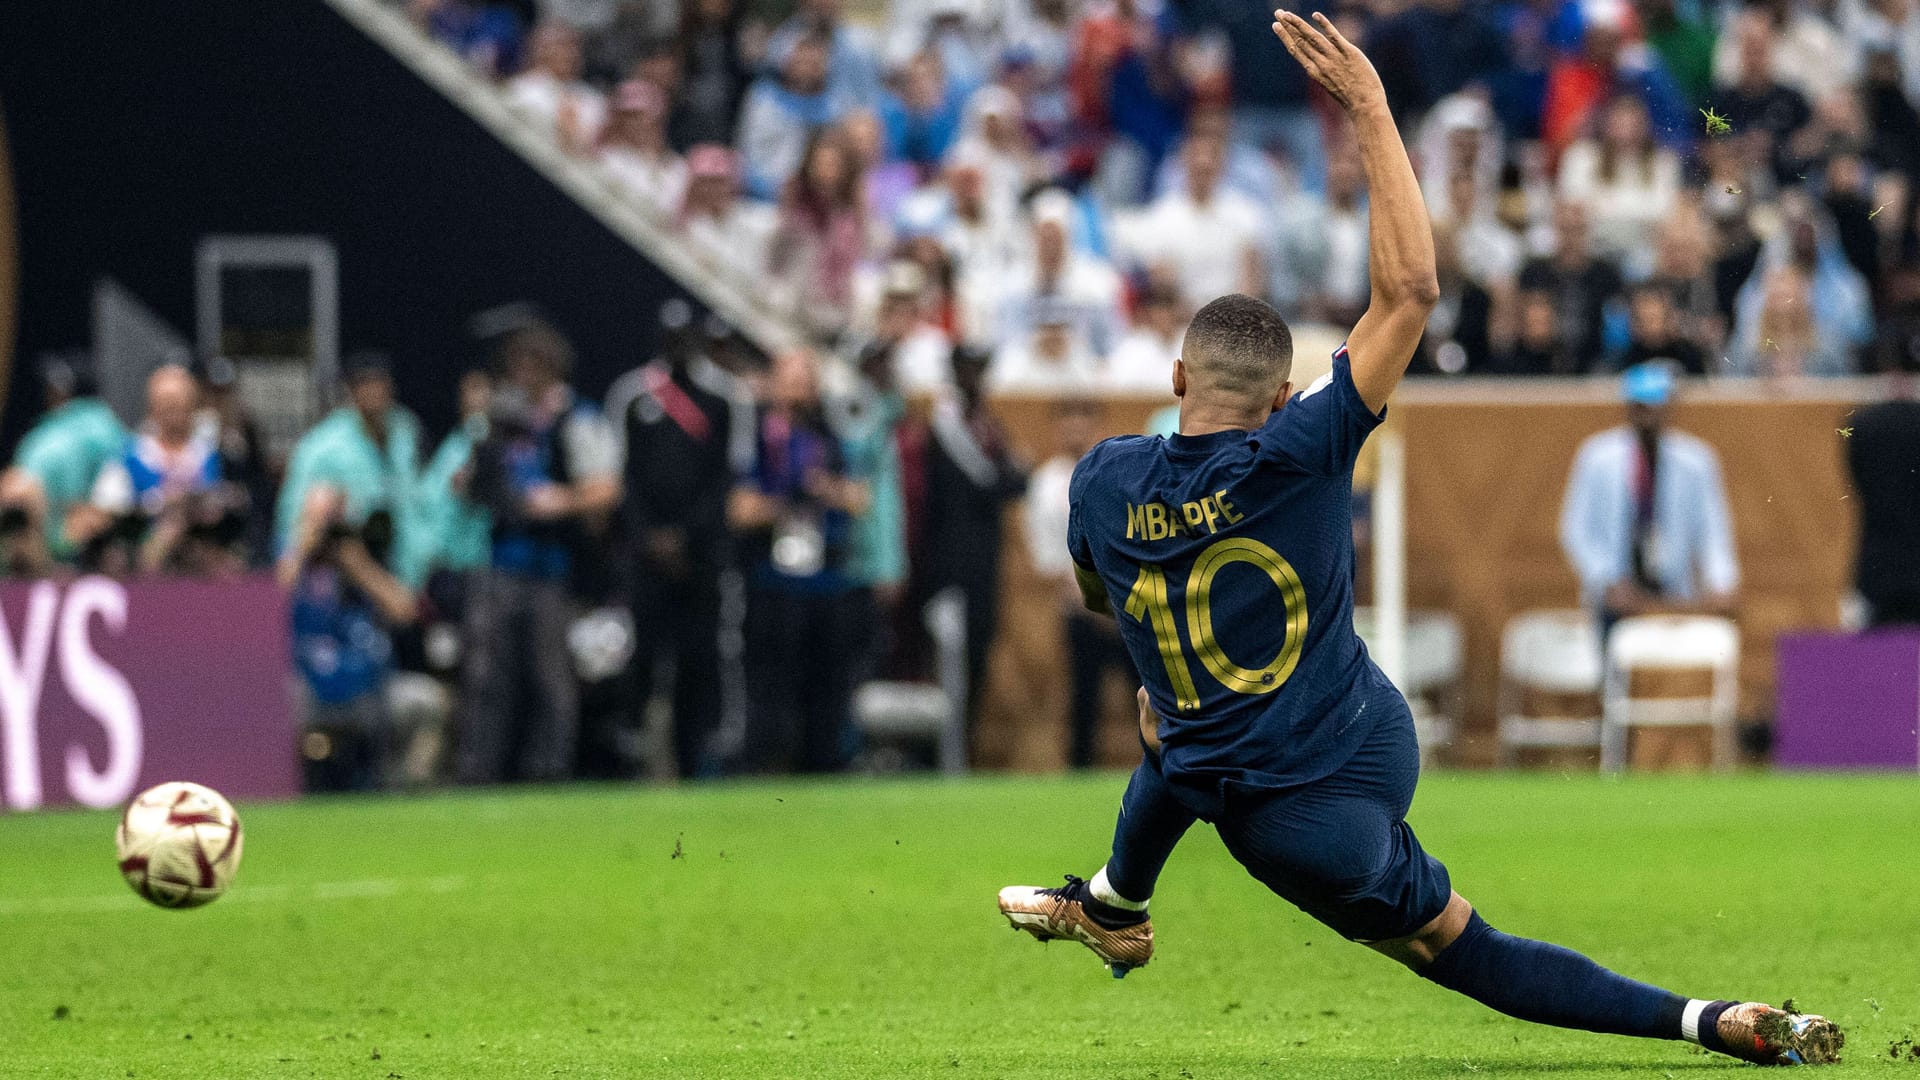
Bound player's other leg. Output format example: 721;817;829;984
998;692;1192;977
1221;705;1843;1064
1380;892;1844;1065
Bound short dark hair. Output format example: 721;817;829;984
1181;293;1293;398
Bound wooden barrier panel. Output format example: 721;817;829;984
979;380;1877;769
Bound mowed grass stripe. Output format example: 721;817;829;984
2;773;1916;1078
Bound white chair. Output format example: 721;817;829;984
1497;610;1605;765
853;588;969;775
1354;608;1463;764
1600;615;1740;771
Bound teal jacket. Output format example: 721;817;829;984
276;406;428;585
418;422;494;573
828;386;907;589
12;398;128;558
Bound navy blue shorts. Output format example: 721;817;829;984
1210;708;1452;943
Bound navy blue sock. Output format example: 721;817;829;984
1104;754;1197;903
1419;913;1689;1040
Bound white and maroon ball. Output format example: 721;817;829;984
115;782;244;909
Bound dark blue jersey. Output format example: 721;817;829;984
1067;348;1400;811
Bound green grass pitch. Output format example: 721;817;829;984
4;772;1918;1078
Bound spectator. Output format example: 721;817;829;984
843;107;919;230
1638;0;1716;108
192;356;273;568
1519;201;1626;371
410;0;524;78
767;0;883;107
600;79;687;220
1418;94;1505;232
276;353;428;587
1613;282;1710;373
418;368;497;579
0;352;126;574
863;259;956;396
1557;95;1683;258
1559;362;1738;645
926;148;1024;287
879;50;971;170
1117;129;1268;306
73;364;240;576
1845;377;1920;626
990;316;1103;393
827;331;911;693
608;300;750;779
735;29;848;201
1151;104;1283;206
679;144;779;283
729;349;869;773
1716;13;1813;184
458;320;621;783
1418;218;1500;374
1494;287;1584;374
921;344;1027;733
1540;0;1689;159
281;487;420;793
951;83;1048;213
965;188;1123;357
506;20;608;155
1644;205;1725;352
1170;0;1327;192
1728;198;1873;375
1071;0;1188;204
1107;281;1187;391
1284;138;1370;325
668;0;750;149
1713;0;1855;107
1023;398;1134;767
769;128;867;332
1366;0;1510;124
884;0;1008;88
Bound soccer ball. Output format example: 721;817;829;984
115;781;244;909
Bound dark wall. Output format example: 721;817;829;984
0;0;691;445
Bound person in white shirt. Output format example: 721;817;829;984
1021;398;1135;766
866;260;957;397
1117;132;1268;306
505;21;608;155
964;188;1123;355
1106;281;1187;392
599;80;687;221
677;145;778;286
1556;95;1682;260
987;318;1101;393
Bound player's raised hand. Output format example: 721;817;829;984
1270;9;1385;114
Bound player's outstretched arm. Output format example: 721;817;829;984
1271;10;1437;413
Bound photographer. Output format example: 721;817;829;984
275;352;427;587
0;351;127;575
278;487;420;792
457;319;621;784
69;364;246;576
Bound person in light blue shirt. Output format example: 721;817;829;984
1;353;128;571
1558;362;1739;639
276;353;428;587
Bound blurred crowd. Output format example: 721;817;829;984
409;0;1920;379
0;299;1041;788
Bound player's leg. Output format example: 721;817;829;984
1376;891;1842;1064
997;691;1196;976
1220;705;1842;1064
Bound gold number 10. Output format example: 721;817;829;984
1123;537;1309;713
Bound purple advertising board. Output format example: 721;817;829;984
0;575;296;811
1775;629;1920;771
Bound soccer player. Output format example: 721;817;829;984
997;10;1843;1067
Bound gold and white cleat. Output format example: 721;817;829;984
997;875;1153;978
